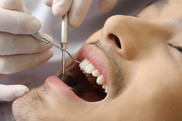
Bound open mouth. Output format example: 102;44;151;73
58;59;107;102
57;45;111;102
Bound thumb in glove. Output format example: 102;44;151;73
0;84;29;101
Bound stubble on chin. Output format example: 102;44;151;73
12;87;47;121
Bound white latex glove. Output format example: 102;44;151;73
43;0;118;27
0;0;53;101
0;84;29;101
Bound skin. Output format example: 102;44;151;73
12;0;182;121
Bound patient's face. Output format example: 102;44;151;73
13;1;182;121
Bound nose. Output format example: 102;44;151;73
101;15;170;60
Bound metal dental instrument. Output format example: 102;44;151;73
61;13;69;80
30;32;81;64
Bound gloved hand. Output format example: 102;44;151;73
43;0;118;27
0;0;53;101
0;84;29;101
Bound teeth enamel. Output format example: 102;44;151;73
79;59;108;93
92;70;100;77
79;59;90;70
84;63;95;73
96;75;105;85
105;86;108;93
102;84;106;89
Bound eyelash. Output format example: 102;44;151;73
171;44;182;52
169;43;182;52
175;47;182;52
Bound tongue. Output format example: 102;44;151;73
80;92;102;102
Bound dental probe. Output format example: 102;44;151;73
61;13;69;81
30;32;81;64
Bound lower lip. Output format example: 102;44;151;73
46;76;83;101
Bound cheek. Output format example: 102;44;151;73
138;5;160;19
125;54;182;100
169;47;182;69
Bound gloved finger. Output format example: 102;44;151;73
0;49;53;74
22;6;31;14
0;0;36;16
69;0;93;27
0;0;24;12
0;32;53;55
98;0;118;13
0;8;41;34
0;84;29;101
52;0;72;17
42;0;53;7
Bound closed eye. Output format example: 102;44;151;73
170;44;182;52
175;46;182;52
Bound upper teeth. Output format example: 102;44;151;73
79;59;108;93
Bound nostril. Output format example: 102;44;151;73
108;33;121;49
